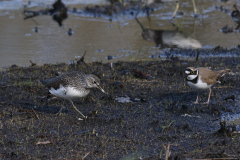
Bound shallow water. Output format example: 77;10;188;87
1;0;240;68
222;112;240;126
229;118;240;125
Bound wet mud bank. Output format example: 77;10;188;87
0;56;240;159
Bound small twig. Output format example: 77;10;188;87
110;62;113;70
234;4;240;12
76;51;87;64
181;114;201;118
196;50;200;61
22;11;39;25
160;65;167;74
77;50;91;69
163;143;171;160
80;50;87;63
213;86;231;89
234;32;240;42
73;129;94;135
43;65;50;71
32;108;39;119
82;152;90;159
228;146;240;159
162;143;178;160
30;60;36;66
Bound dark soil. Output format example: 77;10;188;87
0;56;240;159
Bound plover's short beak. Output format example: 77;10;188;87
184;71;189;78
185;70;190;74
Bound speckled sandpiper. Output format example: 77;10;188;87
185;67;230;104
40;71;108;119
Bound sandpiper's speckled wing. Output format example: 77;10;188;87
40;71;86;90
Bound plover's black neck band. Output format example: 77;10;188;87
187;75;198;84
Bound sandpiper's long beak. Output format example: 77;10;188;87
97;85;109;97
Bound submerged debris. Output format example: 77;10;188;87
220;25;234;33
131;69;151;79
223;95;235;101
216;119;237;135
67;28;74;36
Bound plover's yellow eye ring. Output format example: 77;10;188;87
190;71;194;74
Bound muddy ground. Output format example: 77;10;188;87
0;53;240;159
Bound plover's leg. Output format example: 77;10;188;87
171;1;179;20
69;100;86;119
192;0;198;16
203;88;211;104
171;0;198;20
193;92;199;104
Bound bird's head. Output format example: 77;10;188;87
86;74;107;95
185;67;198;80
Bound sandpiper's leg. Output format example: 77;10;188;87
55;106;63;116
193;92;199;104
171;1;179;20
203;88;211;104
54;99;65;116
69;100;86;119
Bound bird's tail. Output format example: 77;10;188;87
218;69;230;77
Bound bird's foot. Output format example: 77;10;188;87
203;101;209;105
54;107;63;116
169;16;175;22
77;116;87;121
192;101;199;104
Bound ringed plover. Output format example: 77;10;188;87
185;67;230;104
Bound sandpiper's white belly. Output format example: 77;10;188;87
49;85;90;100
187;78;212;90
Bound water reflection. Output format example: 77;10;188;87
135;17;201;49
24;0;68;26
52;10;67;27
231;4;240;30
1;0;240;67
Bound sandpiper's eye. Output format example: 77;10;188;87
94;81;99;85
190;71;194;74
